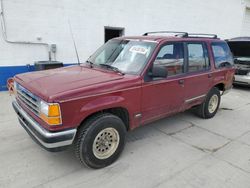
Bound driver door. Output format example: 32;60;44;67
141;42;186;125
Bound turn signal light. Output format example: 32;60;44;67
39;102;62;126
40;113;62;125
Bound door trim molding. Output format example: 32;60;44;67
185;94;206;103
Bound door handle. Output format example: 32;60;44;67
178;79;184;85
208;73;212;78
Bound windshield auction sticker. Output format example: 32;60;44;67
129;46;148;55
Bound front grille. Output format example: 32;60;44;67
235;69;249;75
17;84;40;115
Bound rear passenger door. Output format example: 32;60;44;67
183;42;212;108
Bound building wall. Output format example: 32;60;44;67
0;0;247;89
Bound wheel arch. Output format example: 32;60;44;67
78;107;130;131
213;82;225;92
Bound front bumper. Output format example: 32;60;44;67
234;75;250;85
12;101;76;152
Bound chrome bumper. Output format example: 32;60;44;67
234;75;250;85
12;101;76;151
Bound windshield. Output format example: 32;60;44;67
87;39;157;74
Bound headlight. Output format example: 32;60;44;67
13;81;17;96
39;100;62;126
40;100;49;116
13;81;17;90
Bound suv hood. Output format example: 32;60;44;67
227;39;250;58
15;65;124;100
227;39;250;68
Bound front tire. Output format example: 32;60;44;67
74;113;126;169
195;87;221;119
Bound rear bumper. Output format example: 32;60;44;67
12;101;76;152
234;75;250;85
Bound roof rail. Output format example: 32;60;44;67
142;31;219;39
187;33;218;39
143;31;188;37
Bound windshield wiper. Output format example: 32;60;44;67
86;60;93;68
99;63;124;75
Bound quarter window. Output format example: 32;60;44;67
154;43;184;76
187;43;209;72
212;42;234;68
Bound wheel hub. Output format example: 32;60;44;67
208;94;219;114
93;127;120;159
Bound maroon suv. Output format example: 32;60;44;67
12;32;235;168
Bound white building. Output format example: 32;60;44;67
0;0;249;90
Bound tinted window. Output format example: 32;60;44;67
188;43;209;72
154;43;184;76
212;42;234;68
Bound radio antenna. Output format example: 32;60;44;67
68;19;81;65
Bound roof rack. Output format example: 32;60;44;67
188;33;218;39
143;31;188;37
142;31;218;39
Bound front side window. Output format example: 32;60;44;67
88;39;157;74
212;42;234;68
187;43;209;72
154;43;184;76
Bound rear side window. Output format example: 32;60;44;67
212;42;234;68
187;43;210;72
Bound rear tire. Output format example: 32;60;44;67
195;87;221;119
74;113;126;169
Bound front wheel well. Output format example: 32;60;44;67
79;107;130;131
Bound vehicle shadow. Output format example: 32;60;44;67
126;110;197;142
43;105;232;171
233;84;250;91
47;111;197;168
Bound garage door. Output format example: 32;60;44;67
242;8;250;36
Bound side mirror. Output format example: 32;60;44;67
149;65;168;78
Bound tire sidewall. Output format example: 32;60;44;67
80;115;126;168
204;88;221;118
